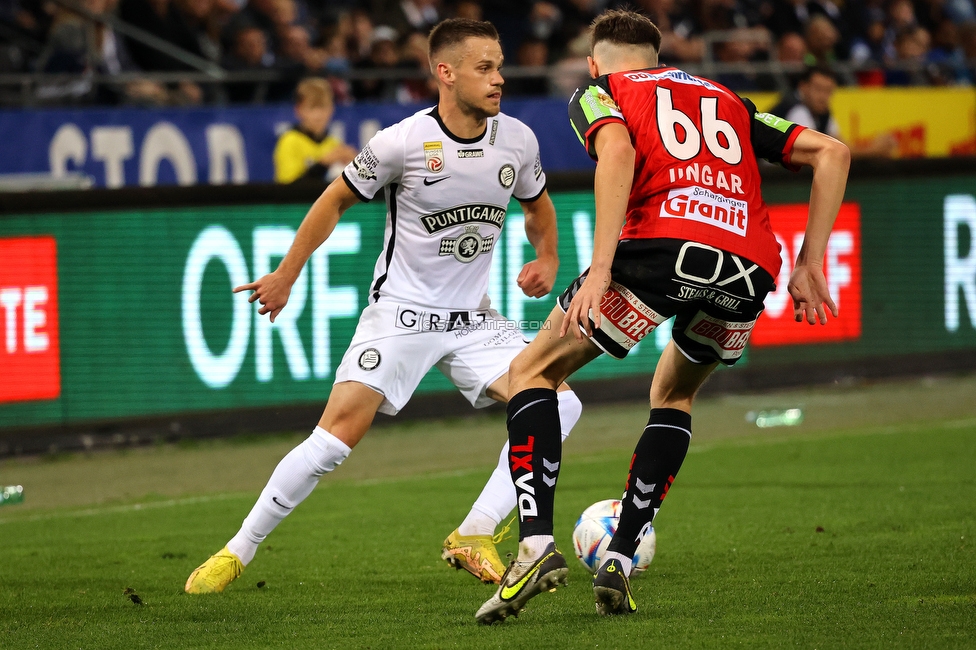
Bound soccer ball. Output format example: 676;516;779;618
572;499;656;576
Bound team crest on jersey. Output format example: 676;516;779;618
498;164;515;188
439;225;495;263
424;141;445;173
358;348;381;370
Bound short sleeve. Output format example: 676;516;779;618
743;97;807;172
341;124;404;201
568;75;626;160
512;125;546;202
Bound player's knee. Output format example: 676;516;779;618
302;428;352;477
557;390;582;439
508;352;535;382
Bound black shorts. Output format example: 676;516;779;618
558;238;776;366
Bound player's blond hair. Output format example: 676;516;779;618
295;78;333;108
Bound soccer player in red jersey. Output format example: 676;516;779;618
475;9;850;623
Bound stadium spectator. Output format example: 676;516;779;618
777;31;808;63
1;0;54;71
959;21;976;81
35;0;170;104
775;31;808;87
926;18;969;84
275;23;324;73
318;25;354;103
346;7;376;63
712;39;764;91
886;24;932;85
372;0;440;36
351;24;400;102
505;36;550;96
766;0;843;40
635;0;705;62
769;65;896;156
803;13;840;66
273;77;356;183
849;11;887;66
548;25;590;97
397;28;437;102
172;0;221;64
222;24;279;101
769;65;841;137
118;0;204;102
451;0;482;20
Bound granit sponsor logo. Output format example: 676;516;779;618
661;186;749;236
419;203;506;234
352;145;379;180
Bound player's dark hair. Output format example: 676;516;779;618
428;18;499;59
590;9;662;54
800;64;838;84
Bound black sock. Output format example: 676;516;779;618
506;388;561;539
608;408;692;558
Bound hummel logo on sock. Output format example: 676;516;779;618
542;458;559;487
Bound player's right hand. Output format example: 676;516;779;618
233;272;293;323
560;270;611;341
788;262;838;325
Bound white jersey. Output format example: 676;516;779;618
342;106;547;311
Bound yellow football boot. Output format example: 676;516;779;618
441;520;512;584
184;546;244;594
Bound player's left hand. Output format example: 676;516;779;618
788;262;838;325
517;256;558;298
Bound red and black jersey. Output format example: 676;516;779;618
568;66;806;278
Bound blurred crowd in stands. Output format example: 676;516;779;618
2;0;976;106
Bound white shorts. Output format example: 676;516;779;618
334;302;529;415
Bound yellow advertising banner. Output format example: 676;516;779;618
742;87;976;158
831;88;976;158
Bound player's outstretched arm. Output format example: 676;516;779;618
561;122;634;340
518;190;559;298
784;128;851;325
233;178;361;322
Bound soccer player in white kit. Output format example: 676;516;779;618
184;18;583;594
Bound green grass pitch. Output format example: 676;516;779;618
1;375;974;649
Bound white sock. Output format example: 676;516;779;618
601;551;633;576
226;427;351;565
459;390;582;537
518;535;554;562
